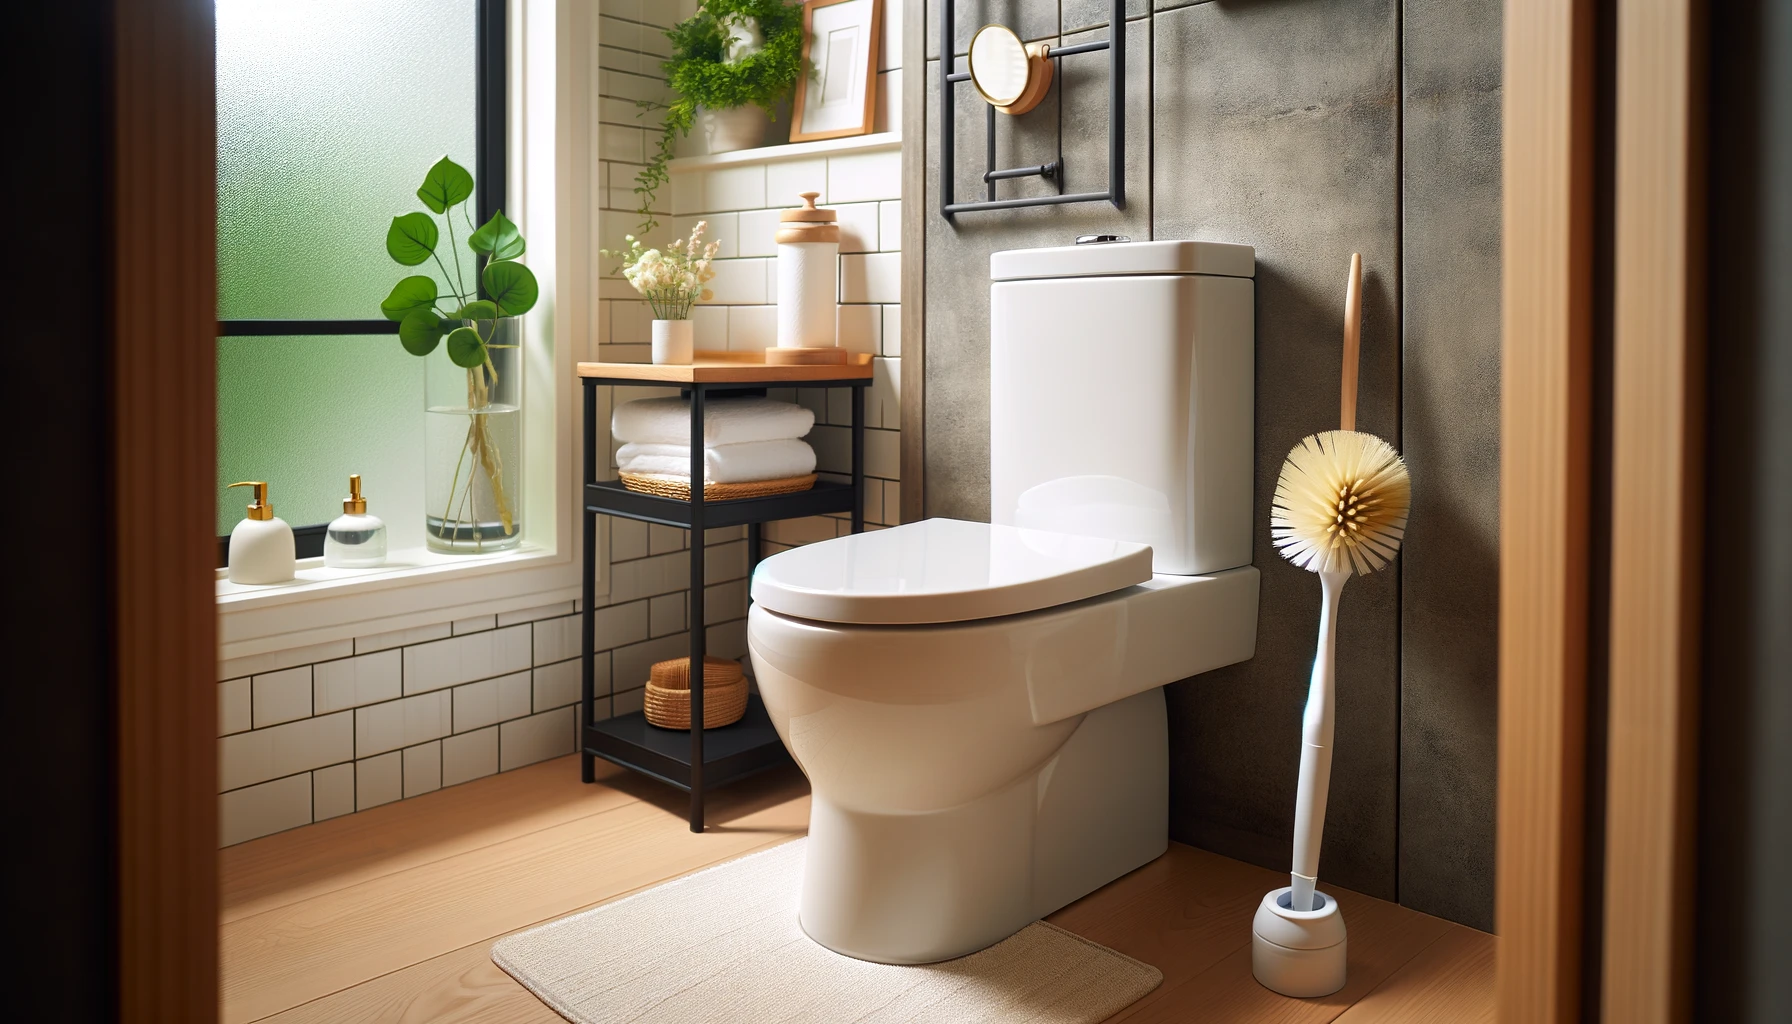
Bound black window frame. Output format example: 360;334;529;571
216;0;508;563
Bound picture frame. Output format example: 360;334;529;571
789;0;882;143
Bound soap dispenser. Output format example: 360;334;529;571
226;481;296;584
324;474;388;568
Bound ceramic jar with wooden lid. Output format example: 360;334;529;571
775;191;839;353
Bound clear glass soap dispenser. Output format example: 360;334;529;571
324;474;388;568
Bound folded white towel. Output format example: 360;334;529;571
612;397;814;446
617;439;817;484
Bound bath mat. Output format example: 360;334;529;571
491;839;1161;1024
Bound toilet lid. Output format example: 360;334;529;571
750;518;1153;625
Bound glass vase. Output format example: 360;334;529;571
424;318;522;553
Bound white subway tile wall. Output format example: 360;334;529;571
218;711;352;792
498;600;575;628
218;677;250;736
533;658;584;712
452;671;533;734
250;665;312;728
403;741;443;798
353;622;452;655
212;529;759;845
312;762;355;822
453;614;497;635
401;624;532;695
219;773;312;847
354;690;451;759
218;638;352;682
215;0;905;847
312;648;401;714
442;726;499;787
355;750;402;811
500;706;577;772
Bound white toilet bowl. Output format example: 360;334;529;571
748;518;1260;963
749;237;1260;963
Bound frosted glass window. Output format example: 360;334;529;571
217;337;426;538
217;0;479;320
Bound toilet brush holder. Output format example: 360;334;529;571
1251;886;1347;998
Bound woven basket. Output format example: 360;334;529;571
645;655;749;730
620;472;816;502
650;655;746;689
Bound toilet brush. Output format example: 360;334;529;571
1252;253;1411;998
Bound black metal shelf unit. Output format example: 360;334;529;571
578;372;871;831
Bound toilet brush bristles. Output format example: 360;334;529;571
1271;429;1411;576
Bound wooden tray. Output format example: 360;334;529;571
577;350;872;384
763;346;848;366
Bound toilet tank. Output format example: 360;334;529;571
990;239;1255;575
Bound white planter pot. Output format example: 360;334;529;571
700;105;770;154
653;319;695;365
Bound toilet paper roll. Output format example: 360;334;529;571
777;240;838;348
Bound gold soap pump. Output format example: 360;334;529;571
229;480;274;519
225;480;295;584
324;473;388;568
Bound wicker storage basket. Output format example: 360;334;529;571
644;656;749;730
620;472;816;502
650;656;745;688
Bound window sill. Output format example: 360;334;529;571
216;543;549;604
216;541;586;661
667;131;900;174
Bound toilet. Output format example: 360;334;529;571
747;239;1262;964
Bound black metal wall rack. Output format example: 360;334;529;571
939;0;1125;216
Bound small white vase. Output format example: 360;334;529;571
652;319;694;365
700;105;770;154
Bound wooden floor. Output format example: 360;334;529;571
221;756;1493;1023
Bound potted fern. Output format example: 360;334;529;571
380;156;537;553
632;0;803;236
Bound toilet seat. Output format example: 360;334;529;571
749;518;1152;625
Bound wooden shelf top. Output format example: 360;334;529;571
577;350;873;384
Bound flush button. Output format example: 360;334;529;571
1074;234;1130;245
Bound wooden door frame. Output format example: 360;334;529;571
898;0;925;522
1497;0;1598;1020
114;0;219;1020
1499;1;1707;1021
1602;1;1705;1020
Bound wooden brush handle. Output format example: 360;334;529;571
1340;253;1362;432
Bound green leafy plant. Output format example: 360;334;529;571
380;155;537;545
632;0;804;237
